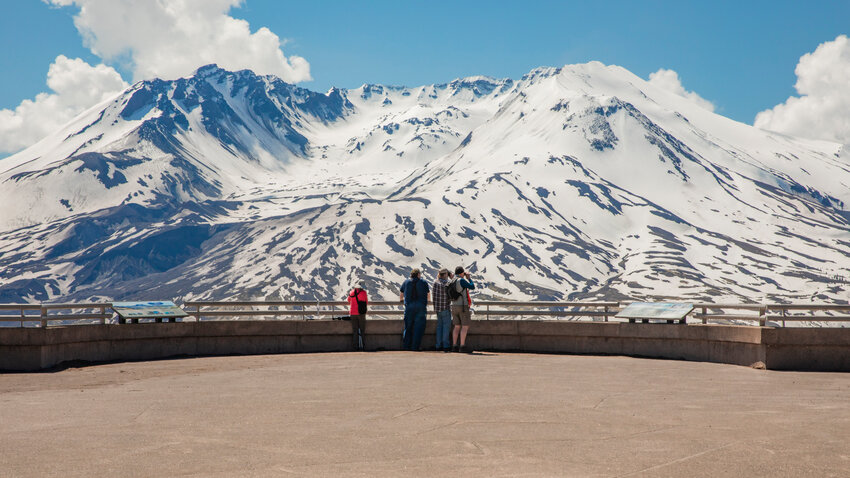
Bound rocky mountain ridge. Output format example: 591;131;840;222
0;62;848;304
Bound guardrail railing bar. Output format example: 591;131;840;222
8;301;850;327
183;300;623;308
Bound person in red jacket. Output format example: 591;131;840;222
346;283;368;351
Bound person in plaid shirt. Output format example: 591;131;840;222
432;268;453;352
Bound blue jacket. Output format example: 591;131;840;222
400;278;430;308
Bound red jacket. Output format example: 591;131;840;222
347;288;368;316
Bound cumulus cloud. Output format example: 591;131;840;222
754;35;850;144
0;55;127;154
0;0;311;155
647;68;715;112
48;0;311;83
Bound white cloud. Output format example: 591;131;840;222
0;0;311;155
754;35;850;144
48;0;311;83
647;68;715;112
0;55;127;154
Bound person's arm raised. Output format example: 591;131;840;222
461;276;476;290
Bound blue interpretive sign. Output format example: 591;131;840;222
616;302;694;321
112;301;188;320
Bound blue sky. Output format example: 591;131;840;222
0;0;848;154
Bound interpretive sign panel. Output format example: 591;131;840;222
616;302;694;321
112;301;188;322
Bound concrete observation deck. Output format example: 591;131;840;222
2;352;849;477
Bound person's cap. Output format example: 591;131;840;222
455;266;465;275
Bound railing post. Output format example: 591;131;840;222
486;304;490;321
759;306;766;327
701;306;707;324
19;305;24;328
100;305;106;325
782;308;787;328
604;305;609;322
40;305;47;328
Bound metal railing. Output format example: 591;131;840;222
182;300;619;322
183;300;401;321
476;301;619;321
765;304;850;326
2;301;849;327
693;303;766;324
694;303;850;327
0;303;112;327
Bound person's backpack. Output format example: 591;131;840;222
409;278;419;301
447;278;463;301
352;288;367;314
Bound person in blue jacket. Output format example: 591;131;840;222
399;268;431;351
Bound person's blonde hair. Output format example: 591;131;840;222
410;268;421;278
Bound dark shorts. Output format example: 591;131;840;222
451;305;471;326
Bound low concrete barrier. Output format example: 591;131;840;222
1;319;848;372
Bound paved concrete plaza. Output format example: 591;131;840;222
1;352;849;477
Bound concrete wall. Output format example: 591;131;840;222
761;327;850;372
1;319;848;372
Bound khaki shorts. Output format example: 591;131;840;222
451;305;472;326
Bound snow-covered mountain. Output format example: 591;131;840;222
1;62;848;304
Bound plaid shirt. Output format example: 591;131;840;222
432;278;451;312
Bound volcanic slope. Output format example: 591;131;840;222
0;62;848;303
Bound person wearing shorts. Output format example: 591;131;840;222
449;266;475;353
